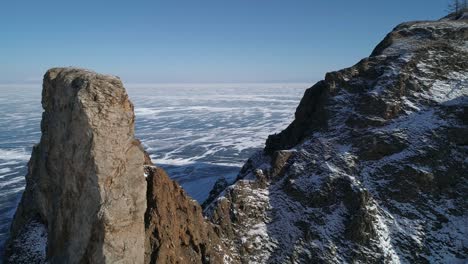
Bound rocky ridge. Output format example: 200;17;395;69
205;15;468;263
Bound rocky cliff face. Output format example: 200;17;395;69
206;16;468;263
4;68;228;264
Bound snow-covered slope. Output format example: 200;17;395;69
207;16;468;263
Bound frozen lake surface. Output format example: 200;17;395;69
0;82;306;253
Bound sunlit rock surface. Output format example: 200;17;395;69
4;68;148;263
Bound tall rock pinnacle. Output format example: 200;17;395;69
5;68;147;263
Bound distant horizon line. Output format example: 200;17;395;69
0;81;317;89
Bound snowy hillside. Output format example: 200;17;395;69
207;15;468;264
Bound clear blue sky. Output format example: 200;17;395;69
0;0;447;84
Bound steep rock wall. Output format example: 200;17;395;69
5;68;148;263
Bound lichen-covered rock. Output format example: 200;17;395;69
4;68;147;263
208;16;468;263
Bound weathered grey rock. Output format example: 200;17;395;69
5;68;147;263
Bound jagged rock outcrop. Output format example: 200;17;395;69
207;15;468;263
4;68;148;263
144;166;227;264
202;178;229;209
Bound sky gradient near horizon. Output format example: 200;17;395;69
1;0;447;84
